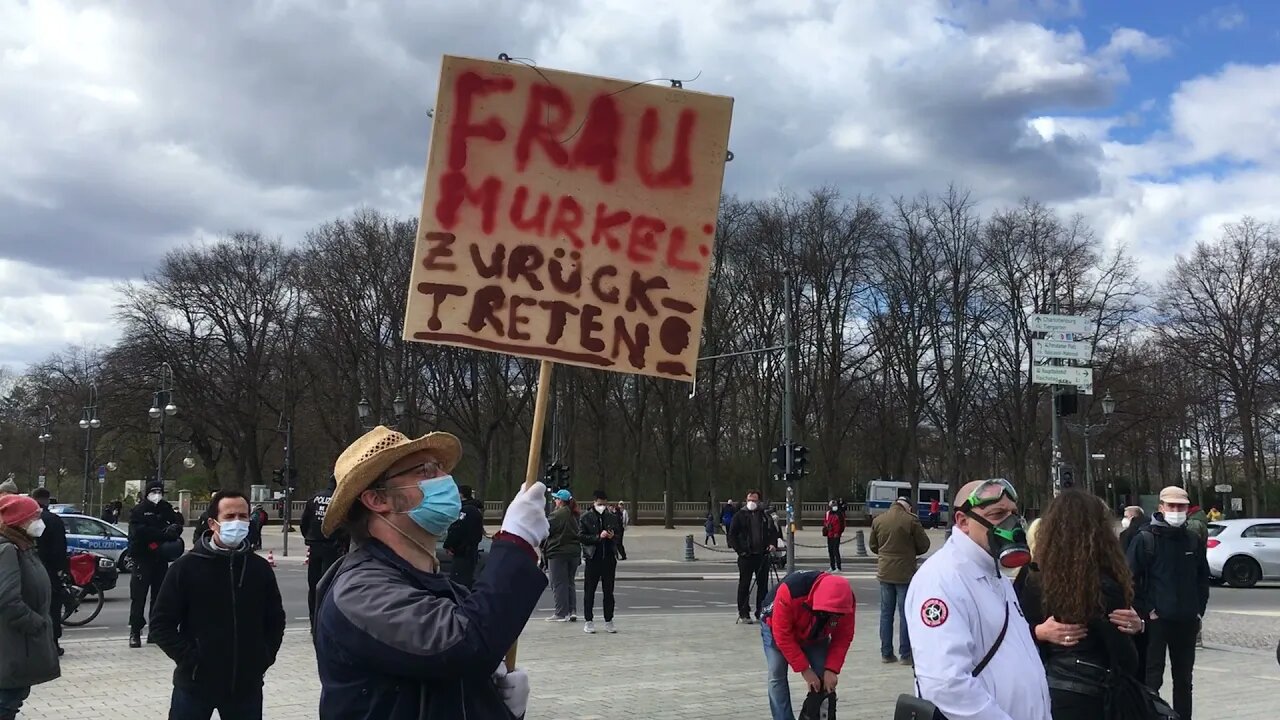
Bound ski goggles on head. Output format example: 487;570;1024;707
957;478;1018;512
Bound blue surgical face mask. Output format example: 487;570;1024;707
216;519;250;546
398;475;462;537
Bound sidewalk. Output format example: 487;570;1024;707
25;610;1280;719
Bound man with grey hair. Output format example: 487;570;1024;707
903;479;1050;720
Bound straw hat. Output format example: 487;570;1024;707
322;425;462;537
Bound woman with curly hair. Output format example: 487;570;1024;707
1014;490;1148;719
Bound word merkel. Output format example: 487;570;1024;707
434;70;713;272
404;55;734;382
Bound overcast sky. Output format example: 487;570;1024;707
2;0;1279;369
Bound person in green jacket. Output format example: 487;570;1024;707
543;489;582;622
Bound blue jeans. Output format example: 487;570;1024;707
879;581;911;659
762;621;829;720
0;686;31;717
168;686;263;720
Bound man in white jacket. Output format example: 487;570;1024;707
905;479;1051;720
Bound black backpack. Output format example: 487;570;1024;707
798;690;835;720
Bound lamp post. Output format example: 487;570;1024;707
357;392;406;430
149;362;179;487
1064;390;1116;494
37;405;53;489
79;382;102;511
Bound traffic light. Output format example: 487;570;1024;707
287;466;299;488
1055;392;1078;417
791;443;809;475
543;463;556;486
555;464;571;488
271;468;284;486
771;445;787;473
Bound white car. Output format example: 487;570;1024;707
1206;519;1280;588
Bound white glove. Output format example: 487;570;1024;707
500;482;550;547
492;663;531;718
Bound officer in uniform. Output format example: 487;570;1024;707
904;479;1051;720
127;479;183;648
300;474;347;628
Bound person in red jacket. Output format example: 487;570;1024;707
760;570;856;720
822;501;846;571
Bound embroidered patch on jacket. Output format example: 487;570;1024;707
921;598;949;627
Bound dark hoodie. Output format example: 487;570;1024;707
444;498;485;559
1126;513;1210;622
149;532;286;699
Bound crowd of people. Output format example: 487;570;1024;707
0;424;1263;719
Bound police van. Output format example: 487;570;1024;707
865;480;950;527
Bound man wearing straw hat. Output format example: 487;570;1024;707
313;426;550;719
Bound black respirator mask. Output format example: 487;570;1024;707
967;511;1031;569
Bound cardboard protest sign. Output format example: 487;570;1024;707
403;55;734;381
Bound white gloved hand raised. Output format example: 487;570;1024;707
492;663;531;718
500;481;550;547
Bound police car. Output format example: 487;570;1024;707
55;512;134;573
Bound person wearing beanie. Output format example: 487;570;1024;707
0;478;18;496
127;479;183;649
0;494;61;718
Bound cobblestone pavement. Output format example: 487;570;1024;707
1203;608;1280;651
20;610;1280;719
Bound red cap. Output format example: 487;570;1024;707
0;495;41;529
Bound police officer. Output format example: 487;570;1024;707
300;474;347;628
442;484;484;589
904;479;1051;720
127;479;183;648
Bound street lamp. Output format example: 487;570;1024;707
1064;389;1117;494
150;362;179;488
80;381;102;511
37;405;53;488
393;394;407;419
357;397;371;428
357;392;406;430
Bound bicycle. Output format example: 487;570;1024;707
61;552;106;627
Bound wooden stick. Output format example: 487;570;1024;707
506;359;555;670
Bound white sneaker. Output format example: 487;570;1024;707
545;615;568;622
584;621;596;634
605;621;617;634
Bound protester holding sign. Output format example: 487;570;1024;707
313;426;549;719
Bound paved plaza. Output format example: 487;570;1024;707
22;608;1280;719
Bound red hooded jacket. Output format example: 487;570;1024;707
822;510;846;539
762;571;856;674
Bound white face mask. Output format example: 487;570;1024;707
147;492;163;504
746;501;759;512
1164;511;1187;527
26;518;46;538
594;504;607;514
1121;517;1132;529
215;519;251;546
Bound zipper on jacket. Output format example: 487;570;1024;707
229;554;238;692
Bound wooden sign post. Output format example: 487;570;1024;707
403;54;734;669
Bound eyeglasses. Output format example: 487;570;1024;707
958;479;1018;511
384;461;444;484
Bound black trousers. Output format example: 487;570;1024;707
583;556;617;622
1145;617;1198;720
450;551;478;590
306;543;344;628
737;553;769;618
827;537;842;571
129;560;168;632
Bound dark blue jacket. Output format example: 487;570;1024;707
315;536;547;720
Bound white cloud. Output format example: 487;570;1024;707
0;0;1276;370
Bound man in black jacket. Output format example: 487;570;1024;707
728;489;780;624
151;489;285;720
443;484;484;589
301;475;347;628
127;479;183;648
1119;505;1147;551
1128;485;1210;720
580;488;624;634
30;487;67;655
